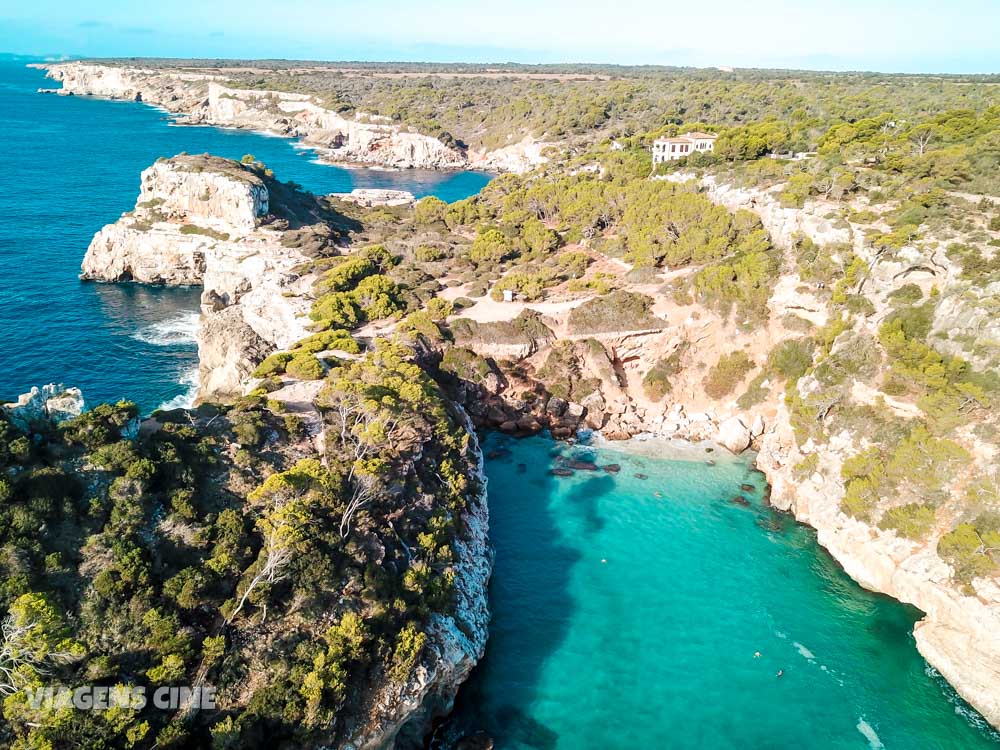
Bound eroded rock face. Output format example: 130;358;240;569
347;409;492;750
138;159;269;234
757;406;1000;728
81;156;313;401
2;384;84;431
41;63;547;173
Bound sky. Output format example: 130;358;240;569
2;0;999;74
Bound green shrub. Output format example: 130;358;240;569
440;347;493;384
793;453;819;480
469;229;513;265
414;245;448;262
879;503;936;539
938;519;1000;585
703;351;755;399
642;362;672;401
179;224;230;241
736;373;770;408
293;330;360;355
887;283;924;305
642;345;687;402
310;293;363;330
253;352;294;377
389;623;427;683
285;353;325;380
766;338;815;381
414;196;447;224
566;291;665;335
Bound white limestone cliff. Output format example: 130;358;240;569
40;63;546;173
2;384;85;431
81;156;313;401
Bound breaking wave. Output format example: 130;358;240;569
156;368;199;412
131;312;199;346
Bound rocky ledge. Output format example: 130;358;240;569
81;154;319;400
38;62;548;173
350;410;492;749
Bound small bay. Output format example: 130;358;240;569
447;433;1000;749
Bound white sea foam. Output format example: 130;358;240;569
132;312;199;346
793;641;816;661
856;718;884;749
157;368;199;411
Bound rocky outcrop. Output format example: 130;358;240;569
39;63;546;173
757;407;1000;728
333;188;416;207
2;384;84;431
81;155;314;401
349;409;492;749
717;415;753;454
469;136;551;174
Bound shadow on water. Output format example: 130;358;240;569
441;432;607;748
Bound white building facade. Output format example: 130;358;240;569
652;132;717;163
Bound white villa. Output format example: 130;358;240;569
652;131;717;163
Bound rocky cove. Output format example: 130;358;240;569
68;149;1000;741
3;57;999;747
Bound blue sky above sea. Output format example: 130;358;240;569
2;0;999;74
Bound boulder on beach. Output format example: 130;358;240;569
717;416;752;454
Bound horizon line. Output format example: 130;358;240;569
6;52;1000;79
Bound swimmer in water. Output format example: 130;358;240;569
654;491;663;498
776;669;784;678
753;651;761;659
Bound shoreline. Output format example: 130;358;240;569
44;79;495;179
25;65;1000;736
35;61;539;173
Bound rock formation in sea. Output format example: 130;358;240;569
2;383;84;431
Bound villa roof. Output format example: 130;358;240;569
654;132;718;144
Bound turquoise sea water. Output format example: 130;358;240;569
0;61;489;411
3;59;998;750
448;433;1000;749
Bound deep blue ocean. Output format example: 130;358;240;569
2;60;998;750
0;61;489;411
